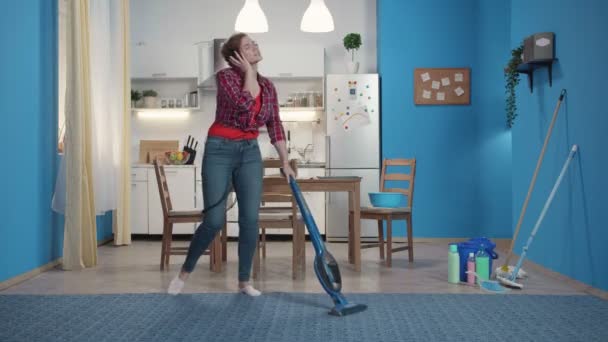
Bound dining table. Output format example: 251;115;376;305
262;176;363;272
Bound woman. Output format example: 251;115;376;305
168;33;296;296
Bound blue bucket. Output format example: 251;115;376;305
456;237;499;282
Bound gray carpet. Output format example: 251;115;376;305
1;293;607;341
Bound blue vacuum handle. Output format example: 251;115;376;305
289;176;325;256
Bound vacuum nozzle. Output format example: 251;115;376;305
329;303;368;316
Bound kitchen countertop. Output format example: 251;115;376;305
132;162;326;169
132;164;196;168
296;162;325;168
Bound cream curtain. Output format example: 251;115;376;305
113;0;132;246
63;0;97;269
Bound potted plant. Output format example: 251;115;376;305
343;33;362;73
142;89;158;108
504;44;524;128
131;89;142;108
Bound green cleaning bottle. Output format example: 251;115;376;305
448;244;460;284
475;246;490;284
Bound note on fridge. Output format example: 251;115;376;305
431;81;440;90
421;72;431;82
454;73;464;82
454;87;465;97
436;92;446;101
441;77;451;86
422;90;432;99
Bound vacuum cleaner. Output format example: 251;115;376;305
288;176;367;316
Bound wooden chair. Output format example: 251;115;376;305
253;159;305;279
350;158;416;267
153;159;222;272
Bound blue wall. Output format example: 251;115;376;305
476;1;513;238
510;0;608;291
0;0;61;283
0;0;114;284
379;0;513;238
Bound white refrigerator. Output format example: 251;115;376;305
325;74;380;241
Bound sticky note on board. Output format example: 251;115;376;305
422;90;432;99
431;81;440;90
454;87;465;97
421;72;431;82
454;73;464;82
441;77;451;86
436;92;446;101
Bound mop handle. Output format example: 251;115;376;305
510;145;578;280
504;89;567;268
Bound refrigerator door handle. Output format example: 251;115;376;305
325;135;331;169
325;135;331;203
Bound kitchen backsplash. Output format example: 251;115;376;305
132;93;326;166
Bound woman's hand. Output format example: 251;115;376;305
281;163;297;183
229;51;253;74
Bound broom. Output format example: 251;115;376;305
498;89;566;277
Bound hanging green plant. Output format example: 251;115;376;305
504;44;524;128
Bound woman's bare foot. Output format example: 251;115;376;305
167;270;190;295
238;282;261;297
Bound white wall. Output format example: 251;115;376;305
130;0;377;74
130;0;376;164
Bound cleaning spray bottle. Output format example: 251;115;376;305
475;245;490;284
448;244;460;284
466;252;476;285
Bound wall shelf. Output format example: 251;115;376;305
279;107;324;112
131;107;199;112
517;58;557;93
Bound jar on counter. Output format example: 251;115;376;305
314;92;323;107
298;92;308;107
306;92;315;108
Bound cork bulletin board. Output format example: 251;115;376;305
414;68;470;105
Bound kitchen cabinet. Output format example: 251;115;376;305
147;166;196;235
197;41;324;88
258;44;324;78
131;42;198;79
130;167;149;234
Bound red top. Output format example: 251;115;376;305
207;67;285;143
208;90;262;140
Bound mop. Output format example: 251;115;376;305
499;89;567;279
466;271;509;293
498;145;579;289
288;176;367;316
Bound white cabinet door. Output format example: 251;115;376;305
258;44;324;78
130;181;149;234
297;168;326;235
131;42;197;79
148;167;196;235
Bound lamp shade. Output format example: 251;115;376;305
235;0;268;33
300;0;334;33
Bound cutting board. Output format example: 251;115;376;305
139;140;179;163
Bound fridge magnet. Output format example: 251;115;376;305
414;68;470;105
336;104;370;131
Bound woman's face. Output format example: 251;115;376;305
238;36;262;65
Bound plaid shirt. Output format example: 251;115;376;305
215;67;286;144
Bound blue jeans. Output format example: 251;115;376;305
182;137;263;282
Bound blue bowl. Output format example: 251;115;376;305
368;192;404;208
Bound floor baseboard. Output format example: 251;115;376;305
0;259;62;291
0;237;115;292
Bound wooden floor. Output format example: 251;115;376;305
0;240;590;296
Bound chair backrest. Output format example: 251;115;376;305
261;159;298;212
379;158;416;208
153;159;173;218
